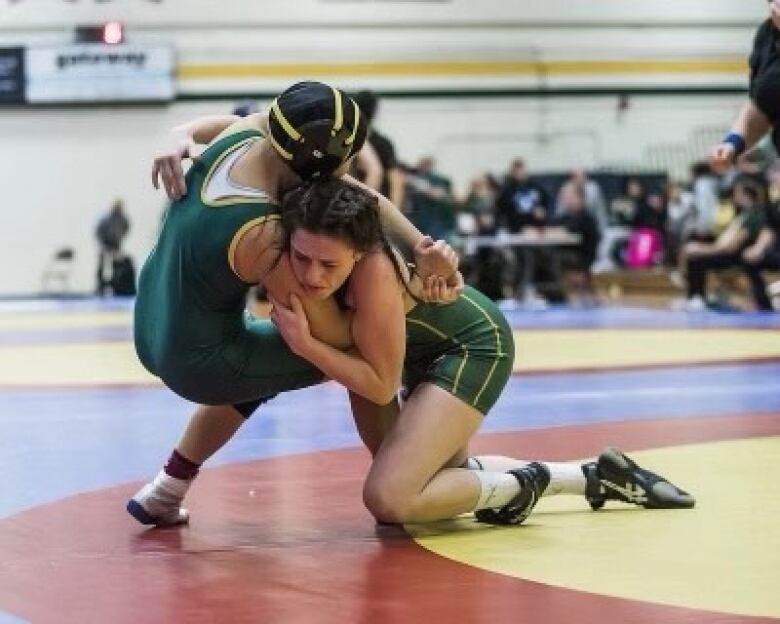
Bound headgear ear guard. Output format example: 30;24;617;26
268;82;366;180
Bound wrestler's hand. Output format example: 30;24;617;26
420;271;464;304
708;142;736;175
268;293;313;356
151;135;193;201
413;236;459;281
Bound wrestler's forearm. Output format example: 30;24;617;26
300;339;399;405
173;112;270;147
734;100;772;153
172;115;240;145
300;297;353;351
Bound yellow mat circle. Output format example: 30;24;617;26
407;439;780;618
513;328;780;372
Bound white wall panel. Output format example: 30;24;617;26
0;0;766;28
0;94;744;295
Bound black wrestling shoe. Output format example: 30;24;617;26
475;462;551;525
583;447;695;511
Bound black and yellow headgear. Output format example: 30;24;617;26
268;81;368;180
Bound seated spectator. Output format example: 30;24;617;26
634;188;668;235
496;159;551;300
679;176;767;311
741;198;780;310
459;173;502;299
689;161;720;241
566;167;610;268
555;181;601;305
607;177;647;267
666;180;696;266
461;173;498;235
565;167;609;231
624;187;668;269
609;177;645;227
496;159;550;232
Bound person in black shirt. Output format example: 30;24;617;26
95;198;131;295
710;3;780;171
496;159;552;301
351;90;406;210
496;159;550;231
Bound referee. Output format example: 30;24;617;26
710;1;780;172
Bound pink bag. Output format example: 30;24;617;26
625;227;662;268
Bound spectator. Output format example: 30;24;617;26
607;177;647;266
461;173;498;235
96;198;131;295
555;180;601;305
679;176;767;311
742;192;780;310
405;156;457;242
231;100;259;118
634;188;667;235
351;90;406;210
689;162;720;239
666;179;696;265
609;177;646;227
568;167;609;232
460;173;502;298
496;159;552;301
496;159;550;232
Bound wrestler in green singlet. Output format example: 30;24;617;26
134;129;323;407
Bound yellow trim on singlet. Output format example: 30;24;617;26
460;293;506;406
227;214;281;281
200;137;270;208
406;316;469;397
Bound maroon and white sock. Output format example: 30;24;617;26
164;449;201;481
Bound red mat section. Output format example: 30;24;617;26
2;412;779;624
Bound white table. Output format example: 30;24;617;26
457;228;581;307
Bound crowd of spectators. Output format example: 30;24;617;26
389;149;780;311
331;89;780;311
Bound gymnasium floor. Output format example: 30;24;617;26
0;299;779;623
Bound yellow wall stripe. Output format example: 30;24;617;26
178;58;747;79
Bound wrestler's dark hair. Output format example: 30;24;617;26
268;81;368;181
282;179;384;253
281;179;411;294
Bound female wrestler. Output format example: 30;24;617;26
127;81;460;526
268;178;695;526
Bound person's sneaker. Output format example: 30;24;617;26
127;470;191;527
583;447;695;511
475;462;551;525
